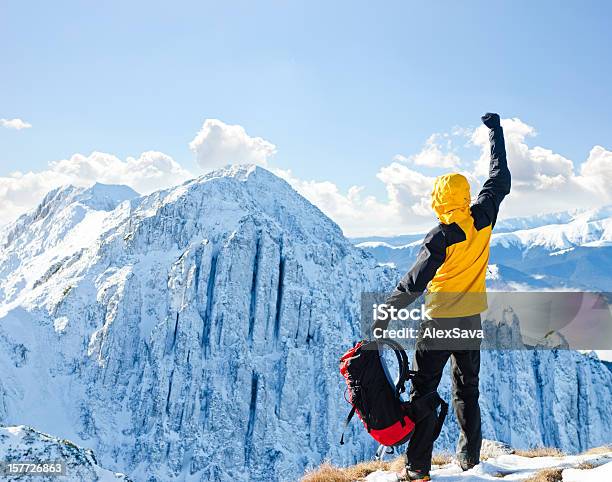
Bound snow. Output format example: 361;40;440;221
490;214;612;252
355;205;612;266
494;205;612;233
356;241;422;250
53;316;69;333
0;425;129;481
365;450;612;481
563;460;612;481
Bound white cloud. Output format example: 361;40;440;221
278;118;612;236
472;119;574;185
48;151;191;194
396;133;460;169
471;118;611;217
276;162;486;237
1;118;275;226
1;118;32;130
189;119;276;171
275;164;442;237
2;116;610;238
0;151;191;225
575;145;612;199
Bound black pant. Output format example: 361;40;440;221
406;316;482;474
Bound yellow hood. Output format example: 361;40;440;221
431;173;471;224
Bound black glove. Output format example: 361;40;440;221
481;112;500;128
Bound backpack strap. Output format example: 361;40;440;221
375;339;412;394
432;397;449;442
339;405;356;445
403;390;449;442
375;444;396;461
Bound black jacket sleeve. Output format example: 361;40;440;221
471;125;511;229
372;226;446;332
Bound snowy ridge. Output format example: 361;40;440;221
365;449;612;481
491;212;612;252
355;240;422;250
494;205;612;233
0;183;138;306
356;205;612;291
0;425;130;481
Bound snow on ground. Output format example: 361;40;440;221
563;460;612;481
365;450;612;481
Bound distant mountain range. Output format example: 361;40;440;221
354;206;612;292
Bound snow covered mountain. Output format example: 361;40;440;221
0;425;130;481
0;167;611;481
0;166;393;481
355;205;612;291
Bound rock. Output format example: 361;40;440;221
480;439;514;459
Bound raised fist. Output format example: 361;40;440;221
481;112;501;128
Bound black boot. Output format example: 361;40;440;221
457;455;479;471
398;467;431;481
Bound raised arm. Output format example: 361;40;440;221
471;113;511;228
372;227;446;333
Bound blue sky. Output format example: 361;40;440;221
1;1;612;235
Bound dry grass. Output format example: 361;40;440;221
386;456;406;473
514;447;565;458
302;453;449;482
523;468;563;482
581;445;612;455
301;456;404;482
577;462;595;470
344;460;391;480
301;462;352;482
431;453;453;466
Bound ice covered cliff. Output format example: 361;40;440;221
0;166;393;481
0;166;611;481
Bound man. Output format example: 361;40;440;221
375;113;510;481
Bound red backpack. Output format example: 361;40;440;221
339;339;448;447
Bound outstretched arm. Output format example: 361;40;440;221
471;113;511;228
372;227;446;333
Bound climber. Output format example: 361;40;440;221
373;113;511;481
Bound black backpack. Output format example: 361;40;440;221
339;339;448;447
